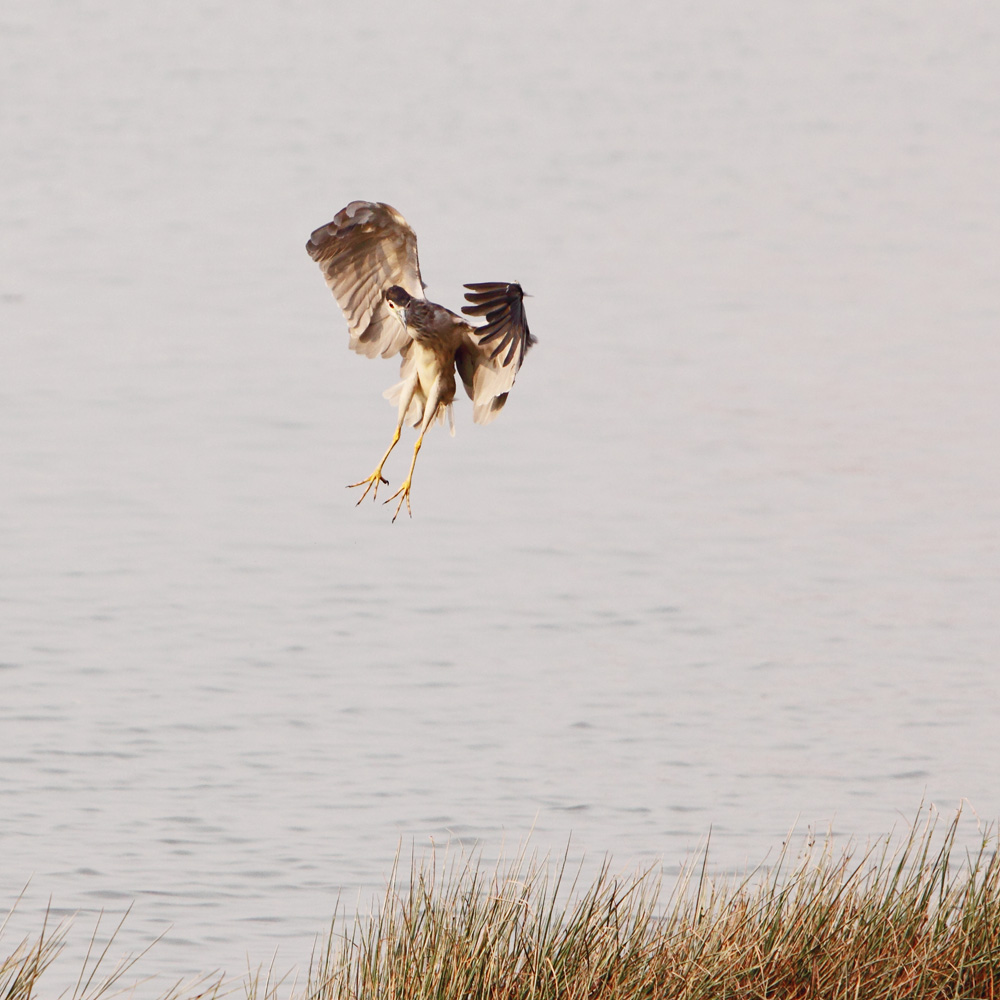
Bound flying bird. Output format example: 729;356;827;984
306;201;535;521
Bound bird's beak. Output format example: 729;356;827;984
394;307;407;328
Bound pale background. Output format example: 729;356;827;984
3;0;999;991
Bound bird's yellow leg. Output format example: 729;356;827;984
385;381;443;522
385;434;423;522
347;426;401;503
349;374;418;504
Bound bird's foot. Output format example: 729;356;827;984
347;470;388;504
384;479;413;522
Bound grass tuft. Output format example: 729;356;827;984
6;807;1000;999
303;807;1000;1000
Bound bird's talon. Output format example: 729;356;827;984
385;481;413;522
347;472;389;503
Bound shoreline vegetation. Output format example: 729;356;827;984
4;808;998;1000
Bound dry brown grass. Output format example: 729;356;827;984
300;808;1000;1000
0;901;224;1000
5;808;999;1000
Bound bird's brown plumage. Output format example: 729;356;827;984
306;200;535;519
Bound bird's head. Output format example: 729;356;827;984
385;285;413;308
385;285;413;327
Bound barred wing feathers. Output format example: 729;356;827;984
306;201;424;359
457;282;536;424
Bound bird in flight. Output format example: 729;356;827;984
306;201;535;521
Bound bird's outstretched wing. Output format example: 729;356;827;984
306;201;424;359
457;282;536;424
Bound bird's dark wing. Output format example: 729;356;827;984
457;282;536;424
306;201;424;359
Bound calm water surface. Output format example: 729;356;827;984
2;0;1000;991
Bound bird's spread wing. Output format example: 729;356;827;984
457;282;536;424
306;201;424;359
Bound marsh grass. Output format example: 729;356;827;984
6;808;1000;999
298;808;1000;1000
0;900;225;1000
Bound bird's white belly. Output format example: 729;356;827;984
412;341;443;397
